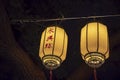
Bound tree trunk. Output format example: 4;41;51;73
0;0;46;80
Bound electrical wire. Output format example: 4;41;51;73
11;14;120;23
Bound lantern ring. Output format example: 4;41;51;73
84;52;105;68
42;55;62;70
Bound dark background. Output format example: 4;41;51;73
1;0;120;80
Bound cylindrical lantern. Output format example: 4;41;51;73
80;22;109;68
39;26;68;70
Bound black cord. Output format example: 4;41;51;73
11;14;120;23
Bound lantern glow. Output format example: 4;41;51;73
39;26;68;70
80;22;109;68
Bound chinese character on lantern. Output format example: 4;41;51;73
48;28;54;33
45;43;53;48
46;35;54;41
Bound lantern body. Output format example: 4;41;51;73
39;26;68;70
80;22;109;68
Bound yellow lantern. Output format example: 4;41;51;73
80;22;109;68
39;26;68;70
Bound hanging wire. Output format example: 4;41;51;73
94;68;98;80
58;13;64;26
50;69;52;80
11;14;120;23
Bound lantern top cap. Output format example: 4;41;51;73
86;21;106;26
81;22;107;30
45;25;64;29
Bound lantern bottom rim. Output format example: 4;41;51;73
84;52;105;68
42;55;61;70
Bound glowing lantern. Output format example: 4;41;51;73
39;26;68;70
80;22;109;68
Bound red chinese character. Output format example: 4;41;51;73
46;35;54;41
48;28;54;33
45;43;52;48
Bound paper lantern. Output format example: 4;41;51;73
39;26;68;70
80;22;109;68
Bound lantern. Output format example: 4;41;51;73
39;26;68;70
80;22;109;68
